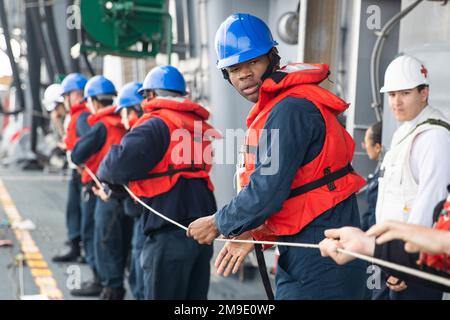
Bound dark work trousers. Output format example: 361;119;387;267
66;169;82;241
275;196;368;300
128;217;145;299
80;185;97;271
141;228;213;300
276;232;368;300
94;197;133;288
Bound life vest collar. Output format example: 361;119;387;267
70;102;88;116
261;63;330;92
247;63;349;126
141;96;210;120
87;105;119;126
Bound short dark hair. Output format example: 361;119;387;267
92;96;114;107
416;84;429;92
127;105;143;117
369;121;382;146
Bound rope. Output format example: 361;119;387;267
215;237;320;249
337;248;450;288
123;185;189;232
83;166;103;188
82;166;450;289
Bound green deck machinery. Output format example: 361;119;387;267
79;0;172;61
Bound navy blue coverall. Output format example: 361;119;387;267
215;97;368;300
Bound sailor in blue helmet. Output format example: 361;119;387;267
113;81;146;300
97;65;221;299
187;13;368;300
51;74;89;266
115;81;144;130
71;75;133;300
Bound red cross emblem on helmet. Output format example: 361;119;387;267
420;65;428;78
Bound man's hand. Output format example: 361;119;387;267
76;165;84;175
386;276;408;292
187;215;219;245
319;227;375;265
92;185;110;202
366;220;450;255
215;231;254;277
57;141;67;151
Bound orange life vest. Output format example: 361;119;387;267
81;106;126;184
418;192;450;274
239;63;366;241
65;102;90;151
128;97;222;198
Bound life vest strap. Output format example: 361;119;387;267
254;244;274;300
288;163;354;199
145;163;207;179
396;118;450;146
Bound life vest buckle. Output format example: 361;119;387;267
324;167;337;191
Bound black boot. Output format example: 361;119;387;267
52;238;81;262
99;287;126;300
70;270;102;297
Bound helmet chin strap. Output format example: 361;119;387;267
221;69;231;82
261;50;281;82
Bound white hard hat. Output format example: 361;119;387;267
380;55;428;93
42;83;64;112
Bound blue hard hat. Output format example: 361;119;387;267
138;65;186;95
215;13;278;69
61;73;87;95
115;81;144;113
84;75;117;100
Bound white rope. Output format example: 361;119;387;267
83;166;103;188
83;166;190;232
83;165;450;288
337;248;450;288
123;185;189;232
214;239;450;287
215;237;320;249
